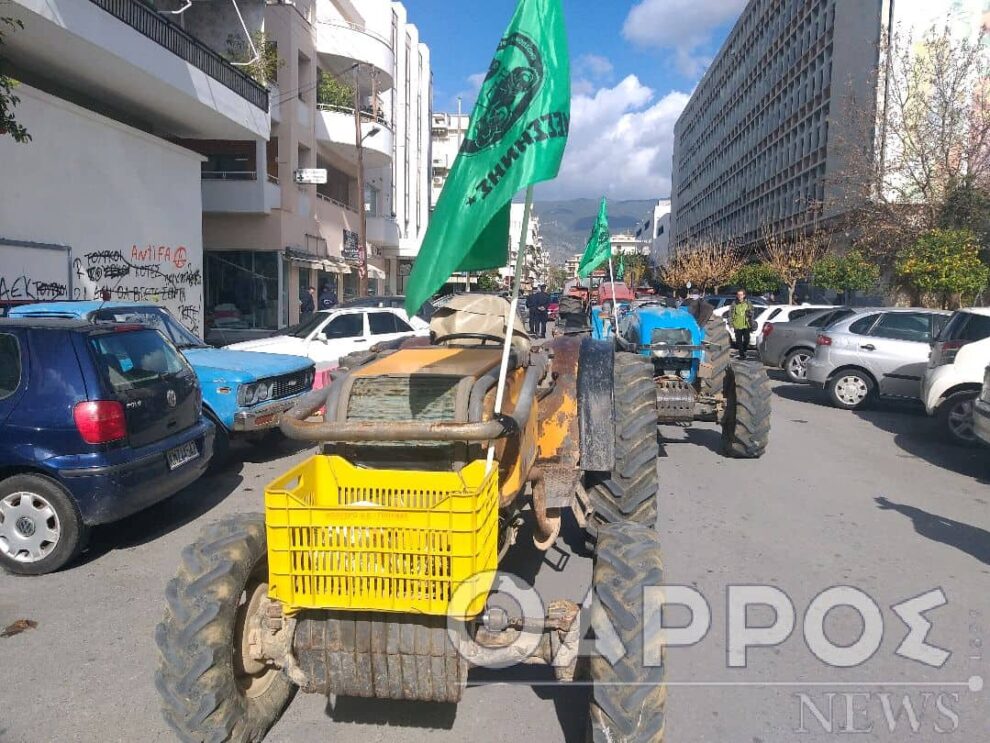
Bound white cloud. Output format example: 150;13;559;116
576;53;614;80
467;72;487;90
451;71;488;110
539;75;690;201
622;0;746;77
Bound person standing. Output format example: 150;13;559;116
300;286;315;318
531;284;551;338
525;290;539;335
729;289;755;360
318;282;337;311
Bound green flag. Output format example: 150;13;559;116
578;196;610;279
404;0;570;316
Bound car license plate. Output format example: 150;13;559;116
167;441;199;470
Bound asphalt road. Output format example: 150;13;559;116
1;373;988;742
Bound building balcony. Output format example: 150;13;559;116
3;0;270;139
201;172;281;214
367;215;400;248
316;105;393;168
316;21;394;92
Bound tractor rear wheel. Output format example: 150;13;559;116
155;513;296;742
699;313;731;397
721;361;772;458
589;521;666;742
586;353;659;537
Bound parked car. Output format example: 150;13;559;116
705;295;769;309
759;307;857;382
921;307;990;445
807;308;951;409
973;365;990;447
225;306;429;368
8;302;314;461
342;295;435;322
712;304;772;348
547;293;560;322
753;304;834;347
0;318;214;574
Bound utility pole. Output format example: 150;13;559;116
354;64;368;297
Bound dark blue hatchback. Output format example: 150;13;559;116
0;318;214;574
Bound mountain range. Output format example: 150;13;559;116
528;198;662;265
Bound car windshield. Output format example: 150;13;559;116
285;312;331;338
92;307;206;349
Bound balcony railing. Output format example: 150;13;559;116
202;170;256;181
88;0;269;111
317;192;356;212
317;103;392;130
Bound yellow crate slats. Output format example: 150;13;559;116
265;455;498;616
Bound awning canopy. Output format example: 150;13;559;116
366;264;386;280
284;247;351;274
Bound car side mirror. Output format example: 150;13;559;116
316;332;328;343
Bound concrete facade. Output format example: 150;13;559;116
430;111;470;207
671;0;990;251
635;200;672;266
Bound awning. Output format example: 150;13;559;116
366;264;386;280
284;248;351;273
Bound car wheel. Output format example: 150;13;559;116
938;391;979;446
0;474;89;575
827;371;873;410
783;349;813;383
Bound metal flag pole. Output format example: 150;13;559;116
486;186;534;472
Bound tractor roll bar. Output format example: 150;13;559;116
280;355;548;443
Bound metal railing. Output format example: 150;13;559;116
316;103;392;130
202;170;256;181
88;0;269;111
316;19;391;49
267;173;280;185
316;192;357;212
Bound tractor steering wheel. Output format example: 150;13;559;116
434;332;507;346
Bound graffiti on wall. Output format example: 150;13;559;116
70;245;203;334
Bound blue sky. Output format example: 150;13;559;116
403;0;747;200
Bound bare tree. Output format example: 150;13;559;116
757;218;830;303
662;237;742;293
829;25;990;254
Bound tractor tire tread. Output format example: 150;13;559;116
721;362;772;458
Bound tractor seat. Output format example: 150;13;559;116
429;294;531;363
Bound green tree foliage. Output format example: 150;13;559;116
731;263;782;294
225;31;282;87
895;229;989;308
813;251;881;294
1;16;30;143
476;271;502;292
939;184;990;255
317;70;354;108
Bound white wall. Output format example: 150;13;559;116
0;86;207;335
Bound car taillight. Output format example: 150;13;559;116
816;334;832;346
931;339;967;367
763;323;774;338
73;401;127;444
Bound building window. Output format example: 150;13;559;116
205;251;280;331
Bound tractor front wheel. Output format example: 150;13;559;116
699;313;732;397
721;361;772;458
589;521;666;742
155;513;296;742
586;353;659;538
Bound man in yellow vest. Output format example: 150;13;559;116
729;288;756;360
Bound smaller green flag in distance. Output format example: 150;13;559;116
578;196;610;279
403;0;570;315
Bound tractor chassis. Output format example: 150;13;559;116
654;377;726;424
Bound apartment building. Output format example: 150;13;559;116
499;203;548;291
635;199;672;266
670;0;988;251
183;0;432;332
0;0;270;336
430;111;470;207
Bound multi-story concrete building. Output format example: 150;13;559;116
430;110;470;207
499;203;547;291
186;0;431;332
611;233;650;256
670;0;988;251
564;254;583;281
635;200;672;266
0;0;270;336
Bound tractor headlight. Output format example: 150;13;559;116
680;368;692;379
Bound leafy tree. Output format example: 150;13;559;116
476;271;502;292
317;70;354;108
939;184;990;255
225;31;282;87
1;16;30;143
731;263;781;294
895;229;989;308
813;250;881;300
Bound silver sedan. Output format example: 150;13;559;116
759;307;856;382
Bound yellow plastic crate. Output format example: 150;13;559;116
264;455;498;617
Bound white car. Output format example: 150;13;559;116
973;365;990;447
921;307;990;445
713;303;832;348
226;307;429;367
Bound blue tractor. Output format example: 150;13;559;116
610;301;772;458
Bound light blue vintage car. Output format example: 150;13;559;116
9;302;314;460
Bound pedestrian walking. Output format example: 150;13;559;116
300;286;315;318
318;282;337;311
525;290;539;335
531;284;551;338
729;289;756;360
